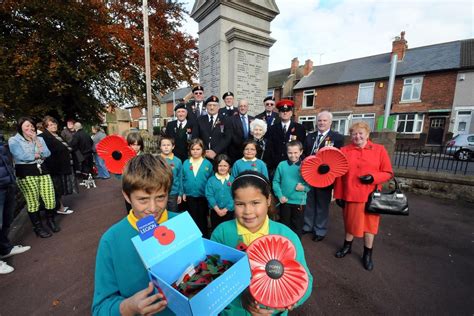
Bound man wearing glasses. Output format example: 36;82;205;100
186;85;206;123
256;96;280;127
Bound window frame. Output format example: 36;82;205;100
302;89;315;109
357;82;375;105
395;113;424;134
401;76;423;102
299;115;316;132
351;113;376;131
331;116;350;135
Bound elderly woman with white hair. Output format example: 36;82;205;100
249;118;270;163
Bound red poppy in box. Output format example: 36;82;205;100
301;146;348;188
246;235;309;309
96;135;137;174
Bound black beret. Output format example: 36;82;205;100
174;102;187;111
222;91;234;99
192;85;204;93
204;95;219;105
263;96;275;103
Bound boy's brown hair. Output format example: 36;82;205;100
122;154;172;197
159;136;175;146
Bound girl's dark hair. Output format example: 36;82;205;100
214;154;232;172
188;138;205;156
242;139;258;151
231;170;271;199
127;132;144;150
16;117;35;137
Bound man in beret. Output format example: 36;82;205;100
192;95;232;160
255;96;280;127
266;99;306;171
228;99;254;162
165;102;195;162
186;85;206;124
218;91;238;117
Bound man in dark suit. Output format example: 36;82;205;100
186;85;206;124
228;99;254;162
192;95;232;160
303;110;344;242
255;96;280;127
218;91;238;117
266;99;306;171
165;102;194;162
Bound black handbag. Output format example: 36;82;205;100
365;178;409;216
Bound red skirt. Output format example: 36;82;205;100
343;202;380;237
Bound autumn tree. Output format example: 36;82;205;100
0;0;197;124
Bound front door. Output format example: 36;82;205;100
453;110;472;135
427;117;446;145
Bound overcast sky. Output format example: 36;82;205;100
181;0;473;71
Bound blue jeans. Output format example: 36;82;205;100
94;153;110;179
0;185;16;256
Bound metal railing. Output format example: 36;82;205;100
393;144;473;175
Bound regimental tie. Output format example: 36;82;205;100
178;122;183;130
209;115;214;128
282;124;287;134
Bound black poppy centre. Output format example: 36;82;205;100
318;164;330;174
112;150;123;160
265;259;284;279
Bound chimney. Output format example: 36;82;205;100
392;31;408;61
303;59;313;76
290;57;299;75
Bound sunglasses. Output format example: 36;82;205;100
265;103;274;106
194;92;203;95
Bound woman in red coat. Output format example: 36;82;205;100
333;121;393;271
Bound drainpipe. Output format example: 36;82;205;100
384;54;398;129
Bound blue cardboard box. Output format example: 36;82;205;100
132;212;251;316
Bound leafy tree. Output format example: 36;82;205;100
0;0;197;125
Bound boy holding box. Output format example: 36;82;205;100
92;154;175;316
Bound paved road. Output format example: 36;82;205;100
1;178;473;315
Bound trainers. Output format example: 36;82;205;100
57;207;74;215
0;245;31;259
0;261;14;274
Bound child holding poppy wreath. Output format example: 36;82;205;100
92;154;175;316
159;136;183;213
205;154;234;232
181;138;213;237
231;140;269;178
211;170;313;315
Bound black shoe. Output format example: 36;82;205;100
28;212;52;238
46;210;61;233
335;240;352;258
302;230;312;235
362;246;374;271
312;234;325;242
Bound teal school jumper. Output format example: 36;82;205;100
164;156;183;196
211;220;313;315
182;158;213;197
92;215;177;316
273;160;310;205
205;174;234;211
231;159;268;178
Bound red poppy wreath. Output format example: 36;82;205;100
301;146;348;188
246;235;309;309
96;135;137;174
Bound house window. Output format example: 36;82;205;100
395;113;424;133
331;116;349;135
138;118;147;130
299;116;316;132
357;82;375;105
154;106;160;116
302;90;315;109
351;113;376;131
141;108;147;116
267;89;274;97
401;77;423;102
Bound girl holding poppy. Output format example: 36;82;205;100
182;139;213;237
211;170;313;315
231;140;269;178
205;154;234;232
159;136;183;213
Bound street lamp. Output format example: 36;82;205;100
142;0;154;135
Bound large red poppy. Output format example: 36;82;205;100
96;135;136;174
246;235;309;309
301;146;348;187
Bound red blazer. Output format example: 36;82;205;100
334;140;393;203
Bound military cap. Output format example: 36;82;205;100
222;91;234;99
276;99;294;112
174;102;187;111
192;85;204;93
263;96;275;103
204;95;219;105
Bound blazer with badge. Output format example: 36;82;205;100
218;107;238;118
267;121;306;169
304;130;344;157
165;120;194;162
192;114;232;156
186;100;206;124
255;111;280;127
228;113;254;161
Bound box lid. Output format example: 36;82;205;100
132;211;202;269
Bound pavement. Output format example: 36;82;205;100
0;177;473;315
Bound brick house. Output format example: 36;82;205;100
272;33;472;147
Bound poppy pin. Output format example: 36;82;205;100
153;226;175;245
187;128;192;134
96;135;137;174
170;163;175;168
236;242;248;251
291;127;295;133
190;165;193;170
246;235;309;309
251;163;256;167
227;181;231;186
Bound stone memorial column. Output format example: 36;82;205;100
191;0;279;115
